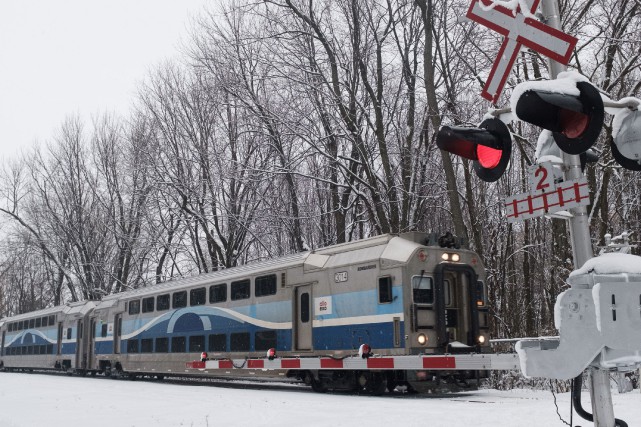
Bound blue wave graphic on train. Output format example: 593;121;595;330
106;288;404;354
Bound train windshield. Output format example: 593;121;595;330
412;276;434;304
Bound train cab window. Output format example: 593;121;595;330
444;280;452;306
157;294;170;311
155;337;169;353
35;317;42;328
209;284;227;304
67;328;72;340
128;300;141;315
255;274;277;297
378;277;393;304
189;335;205;352
412;276;434;304
141;339;153;353
208;334;226;352
231;279;250;301
172;291;188;309
171;336;186;353
230;332;250;352
190;288;206;306
101;324;108;338
142;297;155;313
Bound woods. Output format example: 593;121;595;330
1;0;640;344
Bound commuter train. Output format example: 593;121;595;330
0;232;491;393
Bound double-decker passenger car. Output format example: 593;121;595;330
1;232;490;392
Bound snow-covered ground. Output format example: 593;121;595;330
0;373;639;426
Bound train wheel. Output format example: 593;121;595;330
357;372;387;396
310;377;327;393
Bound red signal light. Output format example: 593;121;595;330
436;117;512;182
476;145;502;169
559;109;589;139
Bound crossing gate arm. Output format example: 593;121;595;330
185;353;521;372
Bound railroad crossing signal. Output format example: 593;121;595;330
436;117;512;182
612;108;641;170
504;162;589;222
466;0;577;103
513;79;605;155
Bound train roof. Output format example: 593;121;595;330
98;233;427;303
1;300;96;322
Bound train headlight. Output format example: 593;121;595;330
417;333;428;346
441;253;460;262
477;335;486;345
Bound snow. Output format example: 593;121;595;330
510;71;592;115
478;0;538;20
1;373;640;426
569;253;641;277
611;98;641;139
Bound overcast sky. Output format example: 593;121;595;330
0;0;210;161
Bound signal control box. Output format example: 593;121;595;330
516;253;641;379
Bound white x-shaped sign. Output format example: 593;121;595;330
466;0;577;103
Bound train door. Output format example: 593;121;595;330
434;264;480;350
57;322;63;355
75;319;85;370
87;317;96;370
113;314;122;354
293;285;312;351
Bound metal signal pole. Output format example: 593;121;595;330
540;0;615;425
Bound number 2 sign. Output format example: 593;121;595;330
528;162;556;193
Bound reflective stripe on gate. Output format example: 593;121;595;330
185;353;519;372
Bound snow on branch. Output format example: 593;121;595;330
478;0;538;20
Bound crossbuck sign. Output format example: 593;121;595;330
466;0;577;103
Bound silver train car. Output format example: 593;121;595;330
0;232;490;392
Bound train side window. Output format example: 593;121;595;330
189;335;205;352
209;284;227;304
171;336;186;353
142;297;155;313
378;276;393;304
42;317;49;327
255;274;277;297
190;288;206;306
49;315;56;325
412;276;434;304
208;334;226;352
476;281;487;306
128;300;141;315
127;339;139;354
155;337;169;353
231;279;250;301
230;332;250;352
255;330;277;351
141;339;153;353
35;317;42;328
29;319;35;329
157;294;170;311
172;291;187;309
